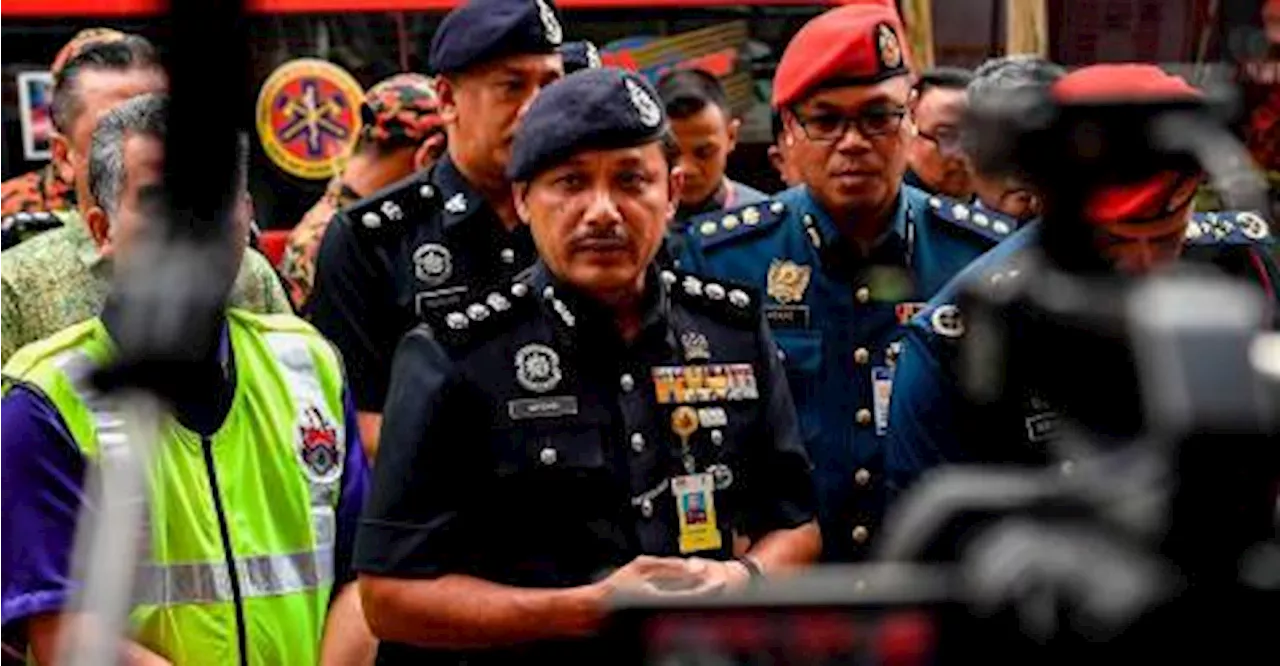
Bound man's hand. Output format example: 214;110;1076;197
597;556;750;598
684;557;752;594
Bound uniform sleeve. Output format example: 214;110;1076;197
1;277;23;366
332;389;370;589
229;248;294;315
353;330;491;578
882;326;967;503
1;386;87;630
738;316;816;540
305;215;399;413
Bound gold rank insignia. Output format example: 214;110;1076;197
766;260;812;304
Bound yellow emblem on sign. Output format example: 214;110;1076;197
256;58;364;180
766;260;812;304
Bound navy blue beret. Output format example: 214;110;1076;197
558;40;602;74
508;67;668;182
428;0;564;75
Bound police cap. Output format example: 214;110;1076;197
558;40;602;74
429;0;565;75
508;67;667;183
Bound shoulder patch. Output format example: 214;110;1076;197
1185;211;1274;247
421;273;538;351
924;195;1015;244
343;170;438;237
662;269;761;328
919;302;966;339
692;200;787;251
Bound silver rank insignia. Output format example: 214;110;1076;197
515;344;563;393
444;192;468;214
680;331;711;361
413;243;453;287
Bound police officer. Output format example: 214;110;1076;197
884;64;1280;501
677;3;1006;562
355;67;820;663
306;0;565;457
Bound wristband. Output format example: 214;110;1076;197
735;556;764;580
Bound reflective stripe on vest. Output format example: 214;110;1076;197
133;548;335;606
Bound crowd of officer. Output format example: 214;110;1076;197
1;0;1276;664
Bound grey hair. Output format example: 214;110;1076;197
89;94;250;216
961;55;1066;175
88;92;168;215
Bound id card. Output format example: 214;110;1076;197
672;473;722;554
872;366;893;436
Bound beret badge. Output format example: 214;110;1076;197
877;23;902;70
626;78;663;128
536;0;564;45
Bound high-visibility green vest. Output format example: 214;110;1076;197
3;309;348;665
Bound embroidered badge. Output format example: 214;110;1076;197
515;344;563;393
766;260;812;304
877;23;903;69
298;405;342;482
625;77;662;128
413;243;453;286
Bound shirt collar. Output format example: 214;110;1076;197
431;154;491;230
529;261;672;350
62;209;106;269
802;185;910;258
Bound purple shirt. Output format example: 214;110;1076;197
0;383;370;633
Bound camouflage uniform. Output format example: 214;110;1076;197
1;211;292;364
281;73;442;308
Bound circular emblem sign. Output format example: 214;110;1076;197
256;58;364;180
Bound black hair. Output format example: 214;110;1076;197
655;69;731;120
51;35;162;134
912;67;974;97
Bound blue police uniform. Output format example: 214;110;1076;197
678;187;1012;560
884;211;1279;500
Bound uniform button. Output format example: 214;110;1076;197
630;432;645;452
777;348;786;362
853;347;870;365
500;248;515;264
852;525;870;544
855;408;872;426
855;286;871;303
539;448;557;466
710;429;723;446
640;498;655;518
620;373;635;392
854;468;871;486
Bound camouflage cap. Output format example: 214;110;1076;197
51;28;129;80
361;73;444;146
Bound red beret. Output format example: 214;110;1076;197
1052;64;1203;226
772;4;911;109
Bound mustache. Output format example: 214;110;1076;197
568;225;629;250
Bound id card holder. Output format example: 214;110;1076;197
672;472;722;554
872;366;893;436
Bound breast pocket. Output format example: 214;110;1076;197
772;330;824;444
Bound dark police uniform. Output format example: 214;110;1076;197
884;212;1279;499
678;190;1011;561
355;65;815;664
305;0;563;412
356;264;816;664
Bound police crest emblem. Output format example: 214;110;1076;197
516;343;563;393
876;23;902;70
298;405;342;482
766;260;812;304
1237;212;1270;241
625;78;663;128
413;243;453;286
535;0;563;45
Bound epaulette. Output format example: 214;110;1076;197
660;268;761;328
690;200;787;250
1184;211;1273;247
923;195;1016;243
421;270;538;350
342;170;438;236
2;210;65;250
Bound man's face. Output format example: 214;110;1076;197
439;54;563;182
785;76;912;219
906;85;972;198
1090;177;1200;275
669;103;738;206
95;133;248;278
52;66;168;213
515;143;681;297
971;172;1042;221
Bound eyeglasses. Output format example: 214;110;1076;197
788;105;908;143
916;126;964;156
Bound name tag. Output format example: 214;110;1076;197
415;286;467;316
507;395;579;420
651;364;759;404
764;305;810;329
